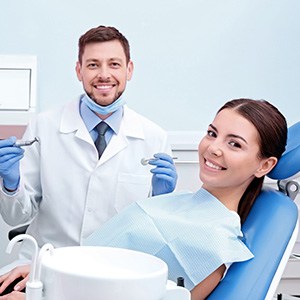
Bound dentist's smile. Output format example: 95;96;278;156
96;85;113;89
94;83;115;88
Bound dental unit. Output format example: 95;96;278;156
6;234;191;300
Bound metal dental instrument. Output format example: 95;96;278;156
15;137;40;147
141;156;178;166
141;158;153;165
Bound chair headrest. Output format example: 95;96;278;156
268;121;300;180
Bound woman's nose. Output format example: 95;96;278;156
208;142;223;157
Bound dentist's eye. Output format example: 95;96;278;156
87;63;97;69
110;62;121;68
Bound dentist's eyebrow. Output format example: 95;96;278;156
86;58;99;63
109;57;122;62
209;123;248;144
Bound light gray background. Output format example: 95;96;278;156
1;0;299;130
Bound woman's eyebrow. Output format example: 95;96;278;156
228;134;248;144
209;124;217;132
209;124;248;144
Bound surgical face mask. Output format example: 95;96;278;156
82;93;126;115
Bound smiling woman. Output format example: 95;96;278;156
198;105;277;216
209;99;287;223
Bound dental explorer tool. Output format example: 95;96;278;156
15;137;40;147
141;156;178;166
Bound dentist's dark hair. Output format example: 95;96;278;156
217;98;287;223
78;25;131;64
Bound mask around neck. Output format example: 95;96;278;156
82;93;125;115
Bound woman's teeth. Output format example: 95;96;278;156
205;160;223;170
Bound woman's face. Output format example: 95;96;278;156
198;108;267;200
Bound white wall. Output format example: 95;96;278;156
1;0;300;130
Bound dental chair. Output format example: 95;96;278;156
207;121;300;300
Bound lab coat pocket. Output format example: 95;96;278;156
115;173;151;212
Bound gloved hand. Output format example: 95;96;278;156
0;137;24;191
149;153;177;196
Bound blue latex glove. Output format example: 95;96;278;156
149;153;177;196
0;137;24;191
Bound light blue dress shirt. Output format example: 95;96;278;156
79;96;123;145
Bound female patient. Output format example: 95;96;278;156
0;98;287;300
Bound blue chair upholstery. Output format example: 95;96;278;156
268;121;300;180
207;189;298;300
207;121;300;300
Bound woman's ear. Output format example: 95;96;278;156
255;157;278;178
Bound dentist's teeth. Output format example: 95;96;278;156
97;85;111;89
206;161;222;170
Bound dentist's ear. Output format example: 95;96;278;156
126;60;134;81
75;61;83;82
255;157;278;178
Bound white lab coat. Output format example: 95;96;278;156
0;97;171;258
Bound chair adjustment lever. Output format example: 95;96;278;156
278;180;300;200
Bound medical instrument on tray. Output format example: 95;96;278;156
15;137;40;147
141;156;178;166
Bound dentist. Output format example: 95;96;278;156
0;25;177;270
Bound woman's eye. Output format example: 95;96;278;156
228;141;241;148
207;130;216;138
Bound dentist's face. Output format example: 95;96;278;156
76;40;133;106
198;108;265;200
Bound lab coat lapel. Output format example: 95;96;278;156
60;98;94;144
98;106;145;165
99;129;128;164
59;101;146;164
